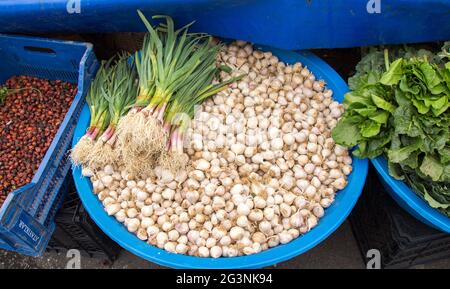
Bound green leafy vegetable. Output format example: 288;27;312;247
405;172;450;216
332;43;450;217
380;58;403;85
419;155;444;182
331;115;363;147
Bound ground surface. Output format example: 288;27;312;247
1;221;449;269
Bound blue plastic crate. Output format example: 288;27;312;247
0;35;98;256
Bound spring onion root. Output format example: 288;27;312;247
70;128;98;166
89;141;119;169
159;129;189;172
117;108;166;164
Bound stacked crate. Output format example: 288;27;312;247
350;168;450;269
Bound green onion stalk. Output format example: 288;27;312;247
160;44;243;172
71;62;110;166
89;54;138;169
118;11;214;174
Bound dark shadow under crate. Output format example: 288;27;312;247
47;178;121;262
350;166;450;269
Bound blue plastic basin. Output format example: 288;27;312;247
372;157;450;233
72;46;369;268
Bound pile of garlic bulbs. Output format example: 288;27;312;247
84;41;352;258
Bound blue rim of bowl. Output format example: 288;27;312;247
72;46;369;268
371;156;450;233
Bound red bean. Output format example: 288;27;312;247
0;76;77;207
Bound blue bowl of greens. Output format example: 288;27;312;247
332;44;450;233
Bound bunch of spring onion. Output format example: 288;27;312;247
117;12;218;174
160;46;242;172
89;54;138;169
71;62;110;166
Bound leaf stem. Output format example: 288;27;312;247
384;49;390;71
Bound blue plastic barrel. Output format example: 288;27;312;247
1;0;450;50
372;157;450;233
72;46;369;268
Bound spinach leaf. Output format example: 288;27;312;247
371;94;396;113
380;58;403;85
420;155;444;182
331;115;362;147
387;138;422;163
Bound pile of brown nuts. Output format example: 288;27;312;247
0;76;77;207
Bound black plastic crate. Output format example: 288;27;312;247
47;179;121;262
350;166;450;269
